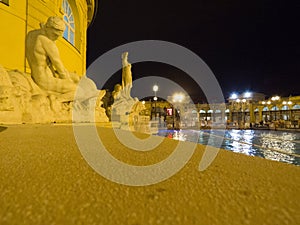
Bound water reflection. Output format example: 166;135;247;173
260;132;298;164
172;130;187;141
224;130;255;156
157;129;300;166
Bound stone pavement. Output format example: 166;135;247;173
0;124;299;225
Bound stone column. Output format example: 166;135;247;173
249;102;255;123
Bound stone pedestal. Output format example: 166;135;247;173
0;67;108;124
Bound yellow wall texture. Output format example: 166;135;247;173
0;0;27;71
0;0;94;76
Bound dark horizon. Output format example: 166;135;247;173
86;0;299;101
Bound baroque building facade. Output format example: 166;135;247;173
0;0;96;76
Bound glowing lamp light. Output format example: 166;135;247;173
153;96;158;101
288;101;292;105
142;101;145;104
267;101;271;104
172;93;185;103
244;92;252;98
153;85;159;92
282;101;287;105
262;101;266;104
271;96;280;101
242;99;246;103
236;99;241;103
230;93;238;99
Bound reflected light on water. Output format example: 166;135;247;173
260;132;297;163
225;130;255;156
158;129;300;166
172;130;187;141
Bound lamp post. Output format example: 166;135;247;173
271;96;280;121
242;98;247;126
171;93;185;129
229;93;238;124
153;85;158;120
229;92;253;127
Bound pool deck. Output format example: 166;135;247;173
0;124;299;225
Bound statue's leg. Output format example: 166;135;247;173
56;91;76;103
45;77;77;94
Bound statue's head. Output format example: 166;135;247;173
114;84;122;92
45;16;65;41
46;16;65;30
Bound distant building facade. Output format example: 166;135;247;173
142;93;300;129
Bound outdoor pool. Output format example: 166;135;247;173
157;129;300;166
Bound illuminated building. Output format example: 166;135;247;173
0;0;96;76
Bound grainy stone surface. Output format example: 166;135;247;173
0;124;299;225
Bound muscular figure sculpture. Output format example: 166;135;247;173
26;16;79;101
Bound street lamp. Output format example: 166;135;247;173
243;92;252;98
172;93;185;103
271;96;280;120
153;85;159;120
171;92;185;129
241;99;247;125
230;93;238;100
153;85;158;96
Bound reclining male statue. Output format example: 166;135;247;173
26;16;103;105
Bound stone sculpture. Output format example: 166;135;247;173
111;52;146;130
0;16;108;124
121;52;133;99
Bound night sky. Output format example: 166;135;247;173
87;0;299;102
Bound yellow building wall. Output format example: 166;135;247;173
1;0;91;76
0;0;26;71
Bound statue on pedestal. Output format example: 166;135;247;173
111;52;146;130
0;16;108;123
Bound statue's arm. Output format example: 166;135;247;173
41;37;69;79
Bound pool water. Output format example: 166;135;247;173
157;129;300;166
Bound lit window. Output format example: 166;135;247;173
0;0;9;5
292;104;300;109
62;0;75;45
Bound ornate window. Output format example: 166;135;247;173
0;0;9;5
62;0;75;45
